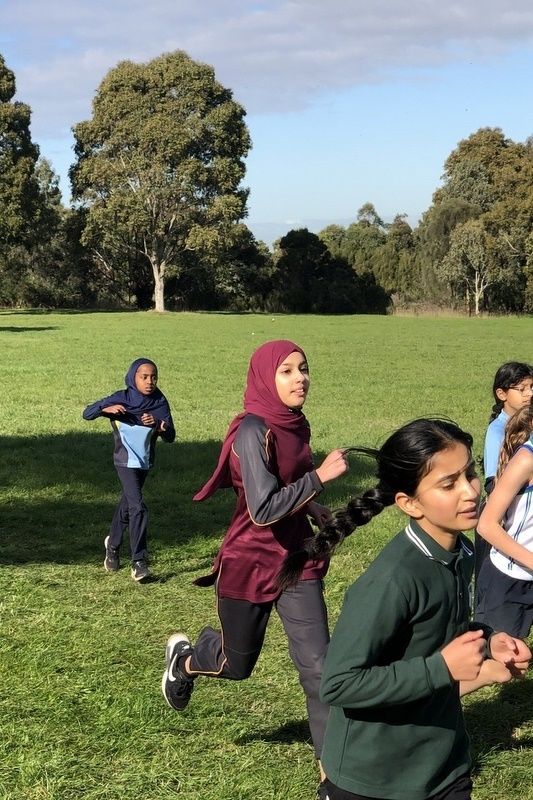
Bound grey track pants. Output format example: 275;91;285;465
188;579;330;757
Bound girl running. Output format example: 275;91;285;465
83;358;175;582
279;418;530;800
161;339;348;781
475;361;533;590
476;402;533;637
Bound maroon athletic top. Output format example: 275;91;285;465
194;340;326;602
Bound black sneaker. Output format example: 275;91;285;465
161;633;195;711
131;559;152;582
316;782;330;800
104;536;120;572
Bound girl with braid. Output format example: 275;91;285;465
279;418;530;800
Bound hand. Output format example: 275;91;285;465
102;404;126;416
441;630;486;682
316;449;349;485
141;413;157;427
476;658;515;686
489;632;531;679
307;501;332;528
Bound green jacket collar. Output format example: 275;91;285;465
404;518;473;566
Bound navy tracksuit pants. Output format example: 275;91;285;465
108;465;149;561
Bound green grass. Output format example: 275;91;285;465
1;310;533;800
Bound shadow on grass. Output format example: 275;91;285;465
236;718;312;747
0;431;366;567
466;678;533;771
0;326;60;332
238;678;533;760
0;308;138;316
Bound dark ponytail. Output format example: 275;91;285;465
277;418;474;591
277;465;386;590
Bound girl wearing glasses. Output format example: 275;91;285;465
483;362;533;491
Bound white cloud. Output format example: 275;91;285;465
2;0;533;214
4;0;533;124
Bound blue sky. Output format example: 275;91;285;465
2;0;533;245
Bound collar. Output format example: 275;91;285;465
404;518;473;566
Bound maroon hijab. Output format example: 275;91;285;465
194;340;310;501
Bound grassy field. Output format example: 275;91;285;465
1;310;533;800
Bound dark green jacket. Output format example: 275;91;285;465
320;519;474;800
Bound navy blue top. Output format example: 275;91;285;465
82;358;175;469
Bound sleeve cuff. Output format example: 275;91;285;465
427;652;456;690
309;470;323;494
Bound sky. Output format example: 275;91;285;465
2;0;533;246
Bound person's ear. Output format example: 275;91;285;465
495;388;507;403
395;492;423;519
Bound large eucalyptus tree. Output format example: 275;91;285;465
71;51;251;311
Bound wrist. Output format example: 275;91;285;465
314;468;325;485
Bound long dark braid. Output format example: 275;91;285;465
277;418;474;591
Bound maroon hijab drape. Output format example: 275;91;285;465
194;340;309;501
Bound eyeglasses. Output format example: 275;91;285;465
509;384;533;396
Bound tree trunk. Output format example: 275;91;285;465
474;271;481;316
150;256;165;312
154;275;165;312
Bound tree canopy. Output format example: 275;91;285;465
420;127;533;313
0;54;41;248
3;49;533;318
70;50;251;311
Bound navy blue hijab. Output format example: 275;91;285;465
101;358;172;426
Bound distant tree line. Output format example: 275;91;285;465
1;50;533;315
